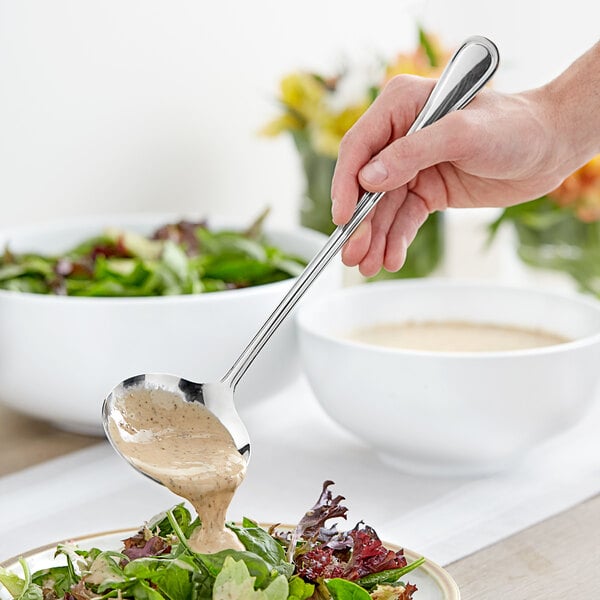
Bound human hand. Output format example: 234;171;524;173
330;75;569;277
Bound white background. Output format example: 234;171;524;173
0;0;598;236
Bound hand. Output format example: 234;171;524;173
330;75;581;277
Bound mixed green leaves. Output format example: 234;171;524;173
0;212;306;297
0;559;42;600
0;484;422;600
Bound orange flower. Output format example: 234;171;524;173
384;32;451;82
549;155;600;222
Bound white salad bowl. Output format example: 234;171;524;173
0;214;341;435
297;280;600;476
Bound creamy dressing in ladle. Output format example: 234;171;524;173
107;387;246;553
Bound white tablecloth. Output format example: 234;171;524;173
2;209;599;566
1;374;599;566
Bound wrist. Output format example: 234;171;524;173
535;42;600;178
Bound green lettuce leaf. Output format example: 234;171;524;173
31;566;77;598
287;576;314;600
227;520;293;577
0;568;25;598
0;560;43;600
212;556;288;600
325;578;371;600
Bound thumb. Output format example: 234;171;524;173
358;112;468;191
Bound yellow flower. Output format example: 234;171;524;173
262;28;450;159
281;72;325;118
312;101;371;158
260;112;303;137
261;72;327;137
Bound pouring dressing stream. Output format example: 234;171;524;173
102;36;499;553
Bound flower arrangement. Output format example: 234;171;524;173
489;155;600;296
262;29;450;279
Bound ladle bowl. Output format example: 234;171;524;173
103;36;500;480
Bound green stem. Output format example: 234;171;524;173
167;510;194;555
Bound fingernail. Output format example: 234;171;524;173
330;196;337;219
360;159;388;184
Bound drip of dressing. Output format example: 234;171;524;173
108;387;246;553
347;321;570;352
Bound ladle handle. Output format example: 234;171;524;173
222;35;499;390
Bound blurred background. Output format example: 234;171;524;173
0;0;597;225
1;0;600;289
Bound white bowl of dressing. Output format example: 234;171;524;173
297;279;600;476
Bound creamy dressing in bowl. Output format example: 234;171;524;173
347;320;569;352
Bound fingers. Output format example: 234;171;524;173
341;218;373;267
342;191;404;276
340;191;430;276
383;193;430;272
331;75;435;225
331;73;481;276
356;191;406;277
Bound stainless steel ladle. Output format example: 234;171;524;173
102;36;499;481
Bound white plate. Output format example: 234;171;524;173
0;528;460;600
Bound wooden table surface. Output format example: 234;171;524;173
1;403;598;599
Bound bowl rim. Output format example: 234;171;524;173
0;213;326;305
296;278;600;359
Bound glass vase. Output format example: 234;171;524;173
513;210;600;297
292;131;338;236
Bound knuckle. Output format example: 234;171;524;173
383;73;420;94
337;130;356;157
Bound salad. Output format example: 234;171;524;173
0;482;423;600
0;212;307;297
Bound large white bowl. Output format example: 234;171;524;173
297;280;600;476
0;214;340;435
